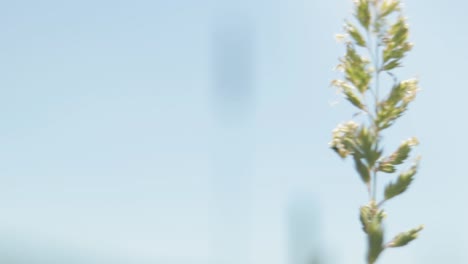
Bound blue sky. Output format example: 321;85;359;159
0;0;466;263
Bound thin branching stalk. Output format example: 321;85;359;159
329;0;423;263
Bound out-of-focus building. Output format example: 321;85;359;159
211;3;255;264
288;196;324;264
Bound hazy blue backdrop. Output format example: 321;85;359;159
0;0;464;263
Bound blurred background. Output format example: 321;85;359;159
0;0;465;263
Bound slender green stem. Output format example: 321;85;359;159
374;36;380;114
370;0;382;204
367;4;384;262
372;169;377;201
377;199;386;208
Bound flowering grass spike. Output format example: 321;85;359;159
329;0;423;263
